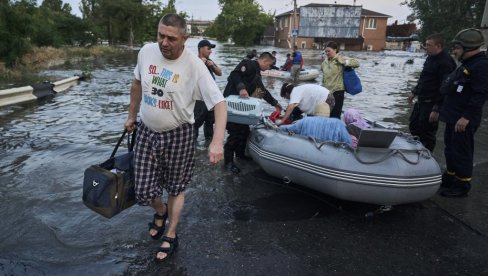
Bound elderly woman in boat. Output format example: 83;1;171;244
279;103;354;146
343;108;371;148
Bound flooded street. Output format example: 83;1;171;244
1;38;488;275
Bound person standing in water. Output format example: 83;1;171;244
321;41;359;119
124;14;227;262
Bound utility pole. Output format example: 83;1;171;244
292;0;297;47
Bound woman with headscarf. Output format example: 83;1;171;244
343;108;370;147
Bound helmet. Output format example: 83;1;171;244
452;28;485;49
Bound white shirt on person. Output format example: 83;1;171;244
134;43;224;132
289;84;330;114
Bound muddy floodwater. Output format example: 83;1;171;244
1;38;487;275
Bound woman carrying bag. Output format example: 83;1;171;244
321;41;360;119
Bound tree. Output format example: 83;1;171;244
80;0;187;46
206;0;273;46
191;24;200;36
32;0;87;47
162;0;176;14
0;0;193;67
402;0;485;42
40;0;63;11
0;0;36;67
138;0;188;43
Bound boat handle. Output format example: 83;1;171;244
253;134;264;144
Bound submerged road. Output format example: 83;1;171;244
1;39;487;275
122;141;488;275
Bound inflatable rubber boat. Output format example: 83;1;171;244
261;68;320;81
247;119;441;206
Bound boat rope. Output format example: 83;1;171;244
352;148;424;165
257;120;432;165
306;136;427;165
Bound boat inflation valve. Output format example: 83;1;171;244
283;176;291;184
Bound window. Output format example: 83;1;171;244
284;17;288;27
366;18;376;29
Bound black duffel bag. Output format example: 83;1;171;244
82;128;137;218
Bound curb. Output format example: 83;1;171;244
0;76;80;108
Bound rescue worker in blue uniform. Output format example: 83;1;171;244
223;52;283;173
430;28;488;197
408;33;456;152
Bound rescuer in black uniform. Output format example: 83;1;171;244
408;33;456;152
430;28;488;197
223;52;282;173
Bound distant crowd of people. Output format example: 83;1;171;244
121;12;488;262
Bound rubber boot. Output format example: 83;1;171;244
441;171;455;188
438;171;455;194
440;178;471;198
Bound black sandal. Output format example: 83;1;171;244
155;235;179;262
148;204;168;240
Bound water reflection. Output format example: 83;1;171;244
0;38;487;274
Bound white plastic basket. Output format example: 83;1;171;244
225;95;265;125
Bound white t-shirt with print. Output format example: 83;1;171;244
134;43;224;132
289;84;330;114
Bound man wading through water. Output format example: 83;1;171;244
124;14;227;262
193;39;222;141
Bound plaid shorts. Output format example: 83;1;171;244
134;121;195;205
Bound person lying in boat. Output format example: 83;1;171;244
280;53;292;71
278;83;335;123
343;108;370;147
279;103;353;145
343;108;370;148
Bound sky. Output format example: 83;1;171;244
54;0;412;24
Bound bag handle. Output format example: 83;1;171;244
110;126;137;158
128;128;136;152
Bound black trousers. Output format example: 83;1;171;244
330;90;344;119
444;122;476;180
409;101;439;152
224;122;250;164
194;100;214;140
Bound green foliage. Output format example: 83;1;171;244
206;0;274;46
402;0;485;43
0;0;195;68
163;0;176;14
80;63;93;80
191;25;200;36
0;0;36;67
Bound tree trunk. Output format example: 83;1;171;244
129;19;134;48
